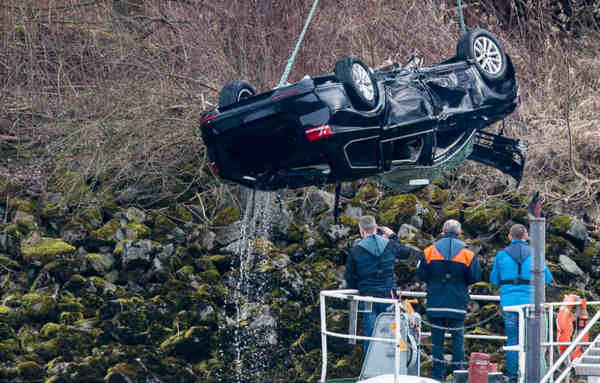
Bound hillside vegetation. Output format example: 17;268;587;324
1;0;599;217
1;1;600;382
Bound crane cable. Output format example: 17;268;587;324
278;0;320;87
457;0;468;33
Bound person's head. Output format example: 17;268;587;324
509;224;528;241
441;219;462;236
358;215;377;237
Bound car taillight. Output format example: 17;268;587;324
305;125;333;142
210;162;219;175
201;114;216;127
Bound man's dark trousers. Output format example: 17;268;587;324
430;317;465;382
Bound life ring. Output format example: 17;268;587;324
556;294;589;360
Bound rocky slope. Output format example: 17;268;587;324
1;177;599;382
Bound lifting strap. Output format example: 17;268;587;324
278;0;320;87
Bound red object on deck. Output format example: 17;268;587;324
468;352;491;383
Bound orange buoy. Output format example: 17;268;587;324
556;294;589;360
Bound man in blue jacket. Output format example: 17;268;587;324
490;223;552;383
344;215;412;354
418;219;482;382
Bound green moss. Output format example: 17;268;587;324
549;216;573;234
105;362;140;380
21;237;76;264
170;205;193;222
352;181;380;205
90;219;121;242
22;293;58;320
48;170;92;204
41;203;68;219
463;202;510;232
338;215;357;228
152;214;176;239
213;205;240;226
0;305;10;315
287;223;308;242
82;206;103;228
377;194;418;227
125;222;151;240
60;311;84;325
40;323;62;339
160;326;212;358
9;199;36;215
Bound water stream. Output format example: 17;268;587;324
220;190;276;382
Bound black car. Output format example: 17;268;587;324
200;29;524;192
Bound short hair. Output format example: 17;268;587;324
510;224;527;240
358;215;377;234
442;219;462;235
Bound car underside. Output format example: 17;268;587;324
200;28;524;192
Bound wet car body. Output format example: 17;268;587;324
200;29;524;191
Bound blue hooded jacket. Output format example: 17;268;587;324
490;240;553;307
344;234;410;297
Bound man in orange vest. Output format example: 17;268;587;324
418;219;482;382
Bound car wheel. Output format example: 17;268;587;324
457;29;507;82
334;56;379;111
218;80;256;108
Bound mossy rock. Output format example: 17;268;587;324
59;311;84;325
90;219;122;244
21;293;58;320
287;222;309;242
213;205;240;226
13;210;39;232
416;184;449;205
125;222;151;240
168;205;194;223
82;206;104;229
21;236;76;265
86;253;116;275
352;181;380;205
159;325;213;359
0;339;20;361
549;215;573;234
378;194;418;227
16;360;44;379
40;202;68;220
48;170;92;204
40;322;62;339
109;309;149;344
151;214;176;241
463;201;510;234
0;176;21;201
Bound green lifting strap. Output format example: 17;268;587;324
457;0;467;33
278;0;320;87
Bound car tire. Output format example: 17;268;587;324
457;29;507;82
334;56;379;111
218;80;256;108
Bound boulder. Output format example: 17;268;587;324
559;254;585;276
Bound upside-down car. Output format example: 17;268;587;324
200;28;524;192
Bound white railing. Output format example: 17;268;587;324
320;289;409;383
320;290;600;383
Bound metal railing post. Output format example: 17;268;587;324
527;216;546;383
320;293;328;383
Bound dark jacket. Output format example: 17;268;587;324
344;234;411;297
417;234;482;320
490;240;552;307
